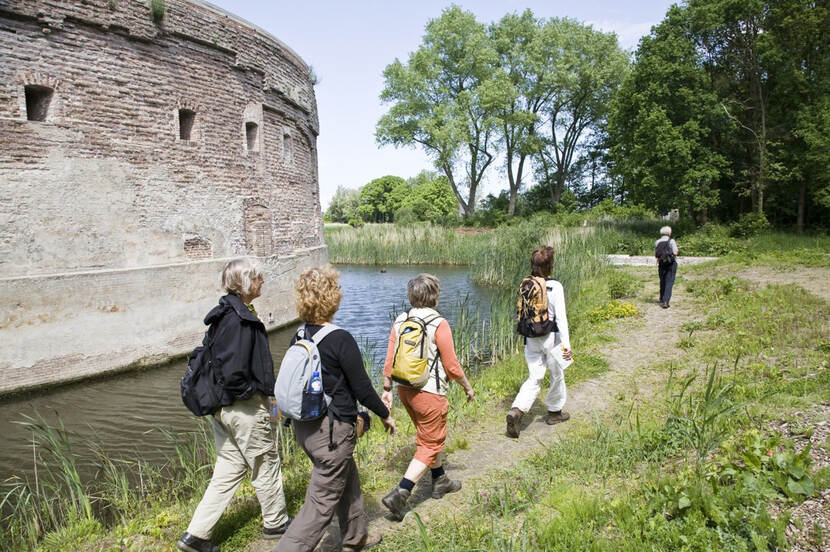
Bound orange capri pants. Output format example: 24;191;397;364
396;386;449;466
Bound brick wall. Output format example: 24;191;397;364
0;0;327;393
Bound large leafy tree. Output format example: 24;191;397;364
376;6;499;216
487;10;546;216
607;5;728;221
357;175;409;223
324;186;360;223
533;18;629;209
688;0;771;215
400;171;458;222
763;0;830;230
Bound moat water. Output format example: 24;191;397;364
0;265;494;482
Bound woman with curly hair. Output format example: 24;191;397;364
275;265;395;552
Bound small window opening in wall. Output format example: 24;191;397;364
25;85;53;122
179;109;196;140
283;132;292;162
246;122;259;151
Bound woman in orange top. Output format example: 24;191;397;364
380;273;474;521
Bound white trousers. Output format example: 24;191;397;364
511;333;567;413
187;395;289;539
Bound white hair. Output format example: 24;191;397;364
660;226;672;236
221;258;263;296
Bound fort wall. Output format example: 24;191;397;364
0;0;326;394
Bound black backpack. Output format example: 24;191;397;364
655;240;676;265
181;321;224;416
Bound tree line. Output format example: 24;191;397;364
360;0;828;231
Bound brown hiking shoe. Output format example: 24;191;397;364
431;473;462;499
506;407;523;438
381;486;410;521
343;534;382;551
545;410;571;425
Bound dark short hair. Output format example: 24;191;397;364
530;246;555;278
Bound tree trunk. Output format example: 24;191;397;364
797;181;806;234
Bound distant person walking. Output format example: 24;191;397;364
380;273;474;521
655;226;679;308
275;266;395;552
506;246;572;439
178;258;290;552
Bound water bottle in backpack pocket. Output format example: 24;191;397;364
302;369;325;419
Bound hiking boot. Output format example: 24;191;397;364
431;473;462;499
506;407;523;438
262;516;292;539
343;534;383;551
381;486;411;521
660;302;668;309
545;410;571;425
177;533;218;552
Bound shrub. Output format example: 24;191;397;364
393;205;418;226
149;0;165;22
729;212;771;238
347;218;364;228
607;271;637;299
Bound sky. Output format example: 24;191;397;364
208;1;677;209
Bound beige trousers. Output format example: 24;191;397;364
187;395;288;539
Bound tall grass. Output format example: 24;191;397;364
0;414;217;551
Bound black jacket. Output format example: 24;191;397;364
204;294;275;405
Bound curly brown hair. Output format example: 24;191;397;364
295;265;342;323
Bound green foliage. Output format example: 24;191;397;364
324;186;360;223
607;270;638;299
357;175;408;223
377;6;499;216
149;0;164;22
586;300;638;323
729;211;771;238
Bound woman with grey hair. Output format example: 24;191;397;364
655;226;679;308
178;258;291;552
379;273;475;521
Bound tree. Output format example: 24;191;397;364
377;6;499;217
324;186;360;223
764;0;830;231
357;176;409;223
487;10;547;216
401;173;458;222
533;19;629;209
688;0;771;215
607;5;728;222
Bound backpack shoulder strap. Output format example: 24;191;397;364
310;323;340;345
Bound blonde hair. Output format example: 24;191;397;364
407;273;440;308
221;258;263;297
295;265;342;323
660;226;672;236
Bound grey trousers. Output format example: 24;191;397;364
187;395;289;539
275;416;367;552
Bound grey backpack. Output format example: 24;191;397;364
274;323;341;421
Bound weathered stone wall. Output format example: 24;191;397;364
0;0;327;394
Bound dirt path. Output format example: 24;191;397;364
250;264;828;551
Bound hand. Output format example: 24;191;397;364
465;386;475;403
562;348;573;361
381;390;393;410
381;416;396;435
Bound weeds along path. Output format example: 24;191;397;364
352;267;697;542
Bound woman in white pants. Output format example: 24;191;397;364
506;246;572;438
